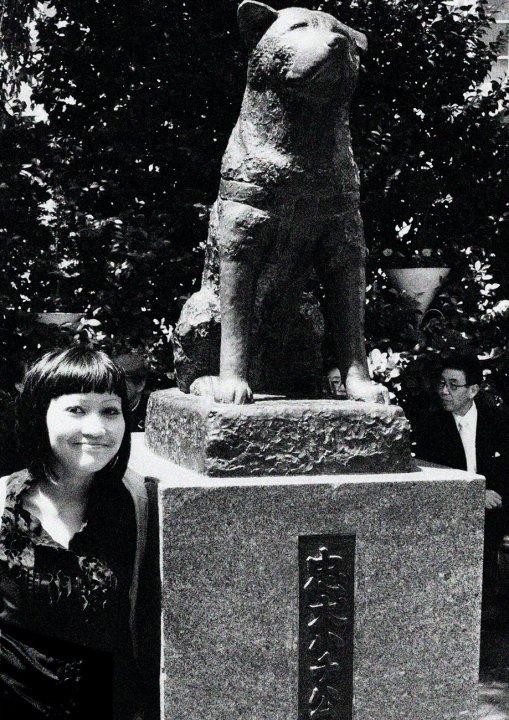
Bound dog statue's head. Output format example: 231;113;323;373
238;1;367;98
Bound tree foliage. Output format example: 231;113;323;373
27;0;248;366
1;1;54;382
1;0;507;388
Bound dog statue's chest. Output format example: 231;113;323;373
222;104;356;198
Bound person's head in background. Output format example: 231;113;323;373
112;352;148;412
17;346;131;485
437;350;482;417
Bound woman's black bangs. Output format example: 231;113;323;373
45;355;125;400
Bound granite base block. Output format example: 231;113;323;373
129;434;485;720
145;388;414;476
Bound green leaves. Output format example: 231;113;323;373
1;0;507;389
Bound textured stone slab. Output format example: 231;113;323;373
128;436;484;720
145;388;413;476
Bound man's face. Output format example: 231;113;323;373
327;368;342;396
437;368;479;416
125;374;146;408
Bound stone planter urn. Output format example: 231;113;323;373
386;267;450;317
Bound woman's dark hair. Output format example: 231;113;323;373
17;346;131;484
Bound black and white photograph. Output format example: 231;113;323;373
0;1;508;718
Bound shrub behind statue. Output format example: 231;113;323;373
173;1;387;405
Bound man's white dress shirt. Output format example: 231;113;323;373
453;402;477;473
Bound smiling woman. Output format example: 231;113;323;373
46;393;125;478
0;347;160;720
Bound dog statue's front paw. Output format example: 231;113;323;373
190;375;253;404
215;376;253;404
345;376;390;405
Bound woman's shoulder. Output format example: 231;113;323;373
0;469;31;494
121;469;158;501
1;468;29;481
0;475;6;518
0;469;30;523
120;471;159;546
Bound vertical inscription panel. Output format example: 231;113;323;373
298;535;355;720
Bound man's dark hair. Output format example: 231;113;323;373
440;350;483;387
16;346;131;485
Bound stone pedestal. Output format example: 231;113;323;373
145;389;414;476
129;434;484;720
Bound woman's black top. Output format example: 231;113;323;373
0;470;139;720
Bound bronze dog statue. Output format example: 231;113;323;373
173;1;388;405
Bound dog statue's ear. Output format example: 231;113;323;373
335;20;367;52
351;28;367;52
238;1;278;49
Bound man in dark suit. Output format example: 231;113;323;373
413;350;509;589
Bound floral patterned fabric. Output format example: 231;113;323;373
0;469;138;719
